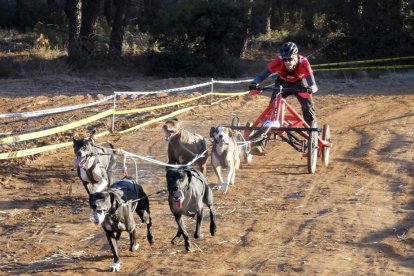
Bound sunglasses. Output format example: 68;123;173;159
283;57;294;62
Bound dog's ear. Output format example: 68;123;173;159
89;136;96;146
88;127;97;145
227;128;234;137
209;127;215;138
185;168;192;183
72;133;78;145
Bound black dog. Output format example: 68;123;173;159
166;167;216;251
73;132;116;196
90;178;154;272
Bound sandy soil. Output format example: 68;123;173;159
0;72;414;275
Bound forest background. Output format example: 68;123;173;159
0;0;413;79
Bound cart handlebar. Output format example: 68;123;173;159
257;85;309;94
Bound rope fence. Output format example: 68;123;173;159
0;79;250;160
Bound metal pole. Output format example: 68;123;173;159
210;78;214;105
111;93;117;132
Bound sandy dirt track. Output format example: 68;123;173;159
0;73;414;275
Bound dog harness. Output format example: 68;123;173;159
106;179;143;232
77;145;112;184
189;167;208;184
211;143;229;168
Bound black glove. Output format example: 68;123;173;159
249;82;258;91
305;86;313;94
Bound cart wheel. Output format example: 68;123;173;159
307;121;318;174
231;116;240;127
321;124;331;167
243;122;253;163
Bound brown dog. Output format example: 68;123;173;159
162;118;208;175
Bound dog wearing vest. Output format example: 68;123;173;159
73;131;116;196
209;126;240;193
162;118;208;175
90;178;154;272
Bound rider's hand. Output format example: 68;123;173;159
305;86;313;94
249;82;259;91
249;82;261;96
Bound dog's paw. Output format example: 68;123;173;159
147;235;155;245
171;236;181;245
185;240;191;252
221;184;229;193
109;262;121;272
210;223;217;236
194;232;204;239
212;185;221;191
130;243;139;252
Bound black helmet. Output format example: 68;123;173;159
280;42;298;58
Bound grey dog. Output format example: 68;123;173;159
73;133;116;196
90;178;154;272
166;166;216;251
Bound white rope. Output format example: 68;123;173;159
0;79;252;118
234;131;251;152
0;95;114;118
114;81;213;95
0;78;253;117
213;79;252;84
114;78;253;96
119;149;208;168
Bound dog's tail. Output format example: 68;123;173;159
107;143;117;183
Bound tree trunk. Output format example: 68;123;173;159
389;0;403;28
14;0;24;32
109;0;128;58
79;0;102;55
47;0;55;9
104;0;112;25
265;0;272;38
241;0;254;59
66;0;81;58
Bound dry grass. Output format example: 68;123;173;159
0;48;69;77
29;47;65;60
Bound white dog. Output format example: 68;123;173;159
209;126;240;193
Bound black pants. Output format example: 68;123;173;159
271;78;316;126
